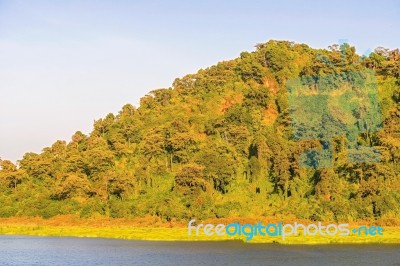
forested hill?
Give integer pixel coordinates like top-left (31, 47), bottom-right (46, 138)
top-left (1, 40), bottom-right (399, 223)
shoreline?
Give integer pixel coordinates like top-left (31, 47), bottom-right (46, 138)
top-left (0, 222), bottom-right (399, 244)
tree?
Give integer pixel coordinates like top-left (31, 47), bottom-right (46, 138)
top-left (174, 163), bottom-right (209, 195)
top-left (0, 160), bottom-right (24, 191)
top-left (195, 142), bottom-right (237, 193)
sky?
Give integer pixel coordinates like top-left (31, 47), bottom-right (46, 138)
top-left (0, 0), bottom-right (399, 163)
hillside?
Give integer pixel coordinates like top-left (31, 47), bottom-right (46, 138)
top-left (1, 40), bottom-right (399, 224)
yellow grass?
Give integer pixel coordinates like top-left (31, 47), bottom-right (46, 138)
top-left (0, 217), bottom-right (399, 244)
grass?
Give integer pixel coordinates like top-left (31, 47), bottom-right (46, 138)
top-left (0, 217), bottom-right (399, 244)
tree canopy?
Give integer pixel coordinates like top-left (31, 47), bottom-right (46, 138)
top-left (1, 40), bottom-right (399, 224)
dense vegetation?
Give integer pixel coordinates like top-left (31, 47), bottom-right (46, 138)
top-left (1, 40), bottom-right (399, 224)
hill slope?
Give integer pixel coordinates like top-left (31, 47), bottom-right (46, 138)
top-left (1, 40), bottom-right (399, 224)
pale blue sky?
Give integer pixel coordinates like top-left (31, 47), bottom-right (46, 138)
top-left (0, 0), bottom-right (399, 162)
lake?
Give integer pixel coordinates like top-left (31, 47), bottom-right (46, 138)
top-left (0, 236), bottom-right (399, 265)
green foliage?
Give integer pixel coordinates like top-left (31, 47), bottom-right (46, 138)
top-left (1, 40), bottom-right (400, 224)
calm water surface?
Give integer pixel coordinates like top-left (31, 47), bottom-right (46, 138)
top-left (0, 236), bottom-right (399, 266)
